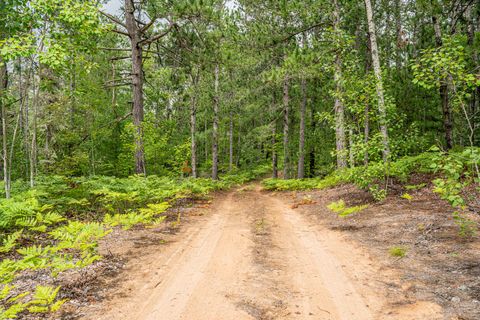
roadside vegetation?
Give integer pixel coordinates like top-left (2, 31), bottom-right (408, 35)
top-left (0, 165), bottom-right (268, 319)
top-left (263, 147), bottom-right (480, 235)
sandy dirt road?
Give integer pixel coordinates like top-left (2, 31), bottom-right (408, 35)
top-left (84, 185), bottom-right (443, 320)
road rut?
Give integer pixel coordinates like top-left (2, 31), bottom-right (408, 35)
top-left (84, 186), bottom-right (442, 320)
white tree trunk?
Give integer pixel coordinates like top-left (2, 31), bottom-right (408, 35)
top-left (229, 110), bottom-right (233, 171)
top-left (0, 60), bottom-right (10, 198)
top-left (212, 63), bottom-right (220, 180)
top-left (365, 0), bottom-right (390, 161)
top-left (333, 0), bottom-right (347, 169)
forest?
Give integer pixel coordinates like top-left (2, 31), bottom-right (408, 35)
top-left (1, 0), bottom-right (480, 319)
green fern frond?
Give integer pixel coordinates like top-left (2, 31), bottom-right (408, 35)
top-left (327, 200), bottom-right (346, 213)
top-left (0, 230), bottom-right (23, 253)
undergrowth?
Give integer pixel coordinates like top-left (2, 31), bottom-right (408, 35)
top-left (327, 200), bottom-right (368, 217)
top-left (263, 147), bottom-right (479, 233)
top-left (0, 164), bottom-right (269, 318)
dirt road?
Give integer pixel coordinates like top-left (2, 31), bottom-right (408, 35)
top-left (84, 186), bottom-right (443, 320)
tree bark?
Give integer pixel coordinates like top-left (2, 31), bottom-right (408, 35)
top-left (364, 103), bottom-right (370, 165)
top-left (333, 0), bottom-right (347, 169)
top-left (125, 0), bottom-right (146, 175)
top-left (467, 4), bottom-right (479, 145)
top-left (30, 69), bottom-right (39, 188)
top-left (190, 71), bottom-right (199, 178)
top-left (432, 15), bottom-right (453, 150)
top-left (298, 77), bottom-right (307, 179)
top-left (0, 60), bottom-right (10, 198)
top-left (365, 0), bottom-right (390, 161)
top-left (394, 0), bottom-right (403, 70)
top-left (271, 91), bottom-right (278, 178)
top-left (348, 127), bottom-right (355, 167)
top-left (282, 75), bottom-right (290, 179)
top-left (212, 63), bottom-right (220, 180)
top-left (229, 110), bottom-right (233, 171)
top-left (308, 95), bottom-right (316, 177)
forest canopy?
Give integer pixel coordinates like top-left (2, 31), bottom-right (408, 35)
top-left (0, 0), bottom-right (479, 188)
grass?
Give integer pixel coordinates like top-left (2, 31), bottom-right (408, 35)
top-left (389, 246), bottom-right (407, 258)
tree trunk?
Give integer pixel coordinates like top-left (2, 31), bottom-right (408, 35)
top-left (190, 72), bottom-right (199, 178)
top-left (23, 66), bottom-right (30, 180)
top-left (70, 62), bottom-right (76, 126)
top-left (229, 110), bottom-right (233, 171)
top-left (348, 128), bottom-right (354, 167)
top-left (308, 96), bottom-right (316, 177)
top-left (271, 92), bottom-right (278, 178)
top-left (282, 75), bottom-right (290, 179)
top-left (30, 70), bottom-right (39, 188)
top-left (0, 60), bottom-right (10, 198)
top-left (212, 63), bottom-right (220, 180)
top-left (202, 117), bottom-right (207, 166)
top-left (125, 0), bottom-right (146, 175)
top-left (236, 125), bottom-right (241, 167)
top-left (298, 77), bottom-right (307, 179)
top-left (333, 0), bottom-right (347, 169)
top-left (394, 0), bottom-right (403, 70)
top-left (365, 0), bottom-right (390, 161)
top-left (432, 15), bottom-right (453, 150)
top-left (364, 103), bottom-right (370, 165)
top-left (467, 5), bottom-right (479, 145)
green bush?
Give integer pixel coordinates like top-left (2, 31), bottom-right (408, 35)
top-left (262, 148), bottom-right (479, 204)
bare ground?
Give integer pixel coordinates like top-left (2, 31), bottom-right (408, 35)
top-left (67, 184), bottom-right (450, 320)
top-left (288, 182), bottom-right (480, 320)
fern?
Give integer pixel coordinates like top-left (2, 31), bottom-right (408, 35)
top-left (338, 205), bottom-right (369, 217)
top-left (0, 230), bottom-right (23, 253)
top-left (0, 259), bottom-right (17, 284)
top-left (17, 245), bottom-right (53, 270)
top-left (327, 200), bottom-right (368, 217)
top-left (139, 202), bottom-right (170, 215)
top-left (327, 200), bottom-right (346, 213)
top-left (0, 285), bottom-right (28, 319)
top-left (27, 285), bottom-right (65, 313)
top-left (0, 303), bottom-right (27, 320)
top-left (50, 221), bottom-right (111, 252)
top-left (41, 212), bottom-right (65, 225)
top-left (104, 212), bottom-right (150, 230)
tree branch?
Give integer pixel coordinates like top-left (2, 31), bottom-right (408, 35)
top-left (111, 28), bottom-right (130, 37)
top-left (140, 17), bottom-right (157, 33)
top-left (104, 82), bottom-right (133, 88)
top-left (139, 23), bottom-right (175, 46)
top-left (99, 47), bottom-right (131, 51)
top-left (106, 77), bottom-right (132, 84)
top-left (99, 10), bottom-right (127, 29)
top-left (268, 21), bottom-right (328, 48)
top-left (110, 56), bottom-right (131, 61)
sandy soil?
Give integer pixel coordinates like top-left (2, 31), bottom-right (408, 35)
top-left (78, 185), bottom-right (443, 320)
top-left (289, 182), bottom-right (480, 320)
